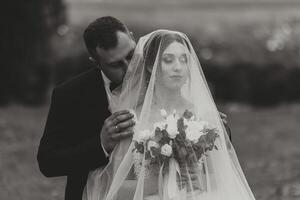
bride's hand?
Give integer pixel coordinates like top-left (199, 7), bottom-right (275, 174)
top-left (100, 110), bottom-right (136, 154)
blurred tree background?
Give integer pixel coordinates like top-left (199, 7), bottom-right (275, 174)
top-left (2, 0), bottom-right (300, 106)
top-left (0, 0), bottom-right (66, 105)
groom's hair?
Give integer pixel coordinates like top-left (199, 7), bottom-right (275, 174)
top-left (83, 16), bottom-right (128, 58)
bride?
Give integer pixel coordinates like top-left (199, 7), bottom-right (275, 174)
top-left (83, 30), bottom-right (256, 200)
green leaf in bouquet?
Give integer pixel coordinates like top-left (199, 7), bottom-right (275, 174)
top-left (183, 109), bottom-right (194, 120)
top-left (206, 144), bottom-right (214, 151)
top-left (154, 128), bottom-right (164, 144)
top-left (155, 127), bottom-right (162, 138)
top-left (134, 141), bottom-right (144, 154)
top-left (186, 152), bottom-right (198, 164)
top-left (174, 144), bottom-right (188, 160)
top-left (197, 135), bottom-right (207, 147)
top-left (177, 117), bottom-right (187, 133)
top-left (175, 130), bottom-right (186, 144)
top-left (205, 128), bottom-right (219, 144)
top-left (192, 143), bottom-right (205, 160)
top-left (150, 146), bottom-right (160, 157)
top-left (145, 150), bottom-right (151, 160)
top-left (160, 129), bottom-right (170, 145)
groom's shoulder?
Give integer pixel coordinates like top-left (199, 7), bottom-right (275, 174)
top-left (56, 67), bottom-right (102, 92)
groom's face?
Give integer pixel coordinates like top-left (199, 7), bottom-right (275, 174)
top-left (96, 31), bottom-right (136, 85)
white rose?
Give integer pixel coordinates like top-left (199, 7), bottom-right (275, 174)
top-left (134, 129), bottom-right (153, 142)
top-left (161, 144), bottom-right (172, 157)
top-left (165, 114), bottom-right (179, 139)
top-left (154, 122), bottom-right (166, 130)
top-left (147, 140), bottom-right (159, 151)
top-left (185, 121), bottom-right (208, 142)
top-left (160, 109), bottom-right (167, 118)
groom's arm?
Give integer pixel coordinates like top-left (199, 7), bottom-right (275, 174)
top-left (37, 88), bottom-right (108, 177)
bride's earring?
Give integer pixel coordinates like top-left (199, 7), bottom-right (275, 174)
top-left (89, 57), bottom-right (98, 65)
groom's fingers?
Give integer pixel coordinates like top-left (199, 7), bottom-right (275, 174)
top-left (219, 112), bottom-right (227, 119)
top-left (106, 110), bottom-right (133, 126)
top-left (116, 119), bottom-right (135, 130)
top-left (113, 113), bottom-right (134, 125)
top-left (107, 119), bottom-right (135, 134)
top-left (107, 110), bottom-right (129, 122)
top-left (111, 130), bottom-right (134, 140)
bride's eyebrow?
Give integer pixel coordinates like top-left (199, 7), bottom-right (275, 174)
top-left (163, 53), bottom-right (187, 57)
top-left (162, 53), bottom-right (174, 57)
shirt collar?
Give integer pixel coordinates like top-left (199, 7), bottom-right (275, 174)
top-left (100, 70), bottom-right (121, 93)
top-left (101, 70), bottom-right (111, 86)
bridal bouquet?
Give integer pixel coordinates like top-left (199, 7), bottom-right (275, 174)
top-left (132, 109), bottom-right (219, 187)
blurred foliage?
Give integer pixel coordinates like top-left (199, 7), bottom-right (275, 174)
top-left (2, 103), bottom-right (300, 199)
top-left (0, 0), bottom-right (66, 105)
top-left (2, 2), bottom-right (300, 107)
top-left (203, 62), bottom-right (300, 106)
top-left (54, 17), bottom-right (300, 107)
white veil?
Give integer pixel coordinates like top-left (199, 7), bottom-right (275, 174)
top-left (84, 30), bottom-right (256, 200)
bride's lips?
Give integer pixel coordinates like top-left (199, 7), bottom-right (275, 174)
top-left (170, 75), bottom-right (183, 80)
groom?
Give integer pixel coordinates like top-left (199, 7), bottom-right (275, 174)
top-left (37, 16), bottom-right (231, 200)
top-left (37, 16), bottom-right (137, 200)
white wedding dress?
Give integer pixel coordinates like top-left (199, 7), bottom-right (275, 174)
top-left (83, 30), bottom-right (256, 200)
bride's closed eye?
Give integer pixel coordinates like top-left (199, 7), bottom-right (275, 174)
top-left (162, 54), bottom-right (188, 64)
top-left (162, 54), bottom-right (175, 64)
top-left (179, 54), bottom-right (188, 64)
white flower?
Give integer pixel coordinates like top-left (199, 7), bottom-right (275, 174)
top-left (165, 114), bottom-right (179, 139)
top-left (134, 129), bottom-right (153, 142)
top-left (160, 109), bottom-right (167, 118)
top-left (161, 144), bottom-right (172, 157)
top-left (185, 121), bottom-right (209, 142)
top-left (147, 140), bottom-right (159, 151)
top-left (154, 122), bottom-right (166, 130)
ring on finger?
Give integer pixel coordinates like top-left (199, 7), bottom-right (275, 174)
top-left (115, 125), bottom-right (119, 132)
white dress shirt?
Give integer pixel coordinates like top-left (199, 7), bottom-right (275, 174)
top-left (100, 71), bottom-right (122, 112)
top-left (99, 70), bottom-right (122, 157)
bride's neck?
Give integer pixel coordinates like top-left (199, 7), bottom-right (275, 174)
top-left (154, 86), bottom-right (183, 112)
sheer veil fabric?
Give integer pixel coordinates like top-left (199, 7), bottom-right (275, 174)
top-left (83, 30), bottom-right (256, 200)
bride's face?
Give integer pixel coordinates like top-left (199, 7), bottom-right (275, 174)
top-left (159, 41), bottom-right (189, 90)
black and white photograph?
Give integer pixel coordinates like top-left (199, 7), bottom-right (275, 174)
top-left (1, 0), bottom-right (300, 200)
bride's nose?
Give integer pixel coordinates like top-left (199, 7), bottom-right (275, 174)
top-left (173, 58), bottom-right (182, 71)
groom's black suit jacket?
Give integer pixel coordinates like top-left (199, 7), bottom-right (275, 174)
top-left (37, 67), bottom-right (110, 200)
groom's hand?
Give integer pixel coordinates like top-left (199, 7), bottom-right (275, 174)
top-left (100, 110), bottom-right (135, 154)
top-left (219, 111), bottom-right (232, 141)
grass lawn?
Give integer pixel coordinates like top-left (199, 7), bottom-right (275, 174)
top-left (1, 103), bottom-right (300, 200)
